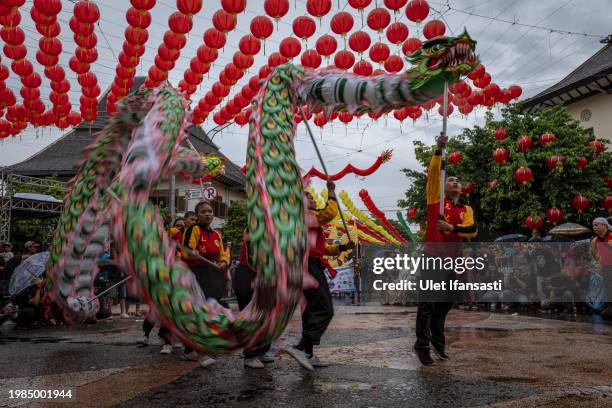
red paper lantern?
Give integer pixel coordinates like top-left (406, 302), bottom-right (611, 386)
top-left (164, 31), bottom-right (186, 50)
top-left (205, 92), bottom-right (220, 106)
top-left (524, 215), bottom-right (543, 235)
top-left (406, 106), bottom-right (422, 120)
top-left (212, 10), bottom-right (235, 33)
top-left (572, 195), bottom-right (589, 213)
top-left (369, 42), bottom-right (390, 63)
top-left (348, 0), bottom-right (372, 11)
top-left (539, 132), bottom-right (556, 147)
top-left (348, 31), bottom-right (371, 53)
top-left (293, 16), bottom-right (316, 40)
top-left (483, 83), bottom-right (500, 100)
top-left (213, 111), bottom-right (226, 126)
top-left (514, 166), bottom-right (533, 185)
top-left (423, 19), bottom-right (445, 39)
top-left (175, 0), bottom-right (201, 15)
top-left (508, 85), bottom-right (522, 99)
top-left (1, 27), bottom-right (25, 46)
top-left (264, 0), bottom-right (289, 21)
top-left (301, 49), bottom-right (322, 68)
top-left (12, 60), bottom-right (33, 77)
top-left (237, 35), bottom-right (260, 57)
top-left (268, 52), bottom-right (288, 67)
top-left (204, 28), bottom-right (226, 49)
top-left (545, 208), bottom-right (564, 224)
top-left (212, 83), bottom-right (230, 98)
top-left (250, 15), bottom-right (273, 39)
top-left (68, 57), bottom-right (88, 74)
top-left (69, 16), bottom-right (93, 35)
top-left (386, 22), bottom-right (408, 45)
top-left (459, 104), bottom-right (473, 115)
top-left (131, 0), bottom-right (156, 10)
top-left (22, 72), bottom-right (42, 88)
top-left (184, 69), bottom-right (202, 85)
top-left (517, 135), bottom-right (532, 151)
top-left (462, 182), bottom-right (474, 196)
top-left (4, 44), bottom-right (27, 61)
top-left (402, 37), bottom-right (422, 56)
top-left (307, 0), bottom-right (331, 19)
top-left (495, 127), bottom-right (507, 140)
top-left (467, 64), bottom-right (485, 80)
top-left (405, 0), bottom-right (429, 23)
top-left (448, 151), bottom-right (461, 164)
top-left (35, 51), bottom-right (56, 67)
top-left (249, 76), bottom-right (261, 92)
top-left (338, 112), bottom-right (353, 124)
top-left (123, 42), bottom-right (145, 58)
top-left (155, 55), bottom-right (174, 71)
top-left (367, 8), bottom-right (390, 32)
top-left (588, 140), bottom-right (605, 155)
top-left (546, 155), bottom-right (564, 170)
top-left (576, 157), bottom-right (588, 170)
top-left (234, 110), bottom-right (249, 126)
top-left (353, 60), bottom-right (373, 76)
top-left (33, 0), bottom-right (62, 16)
top-left (485, 180), bottom-right (497, 190)
top-left (224, 63), bottom-right (243, 81)
top-left (168, 11), bottom-right (193, 34)
top-left (334, 50), bottom-right (355, 69)
top-left (473, 72), bottom-right (491, 88)
top-left (316, 34), bottom-right (337, 57)
top-left (279, 37), bottom-right (301, 59)
top-left (126, 7), bottom-right (151, 28)
top-left (76, 47), bottom-right (98, 63)
top-left (259, 64), bottom-right (272, 79)
top-left (148, 66), bottom-right (167, 83)
top-left (384, 55), bottom-right (403, 73)
top-left (331, 12), bottom-right (354, 36)
top-left (75, 34), bottom-right (97, 49)
top-left (78, 72), bottom-right (97, 88)
top-left (492, 147), bottom-right (508, 164)
top-left (438, 103), bottom-right (453, 116)
top-left (20, 87), bottom-right (40, 101)
top-left (233, 52), bottom-right (253, 70)
top-left (602, 196), bottom-right (612, 212)
top-left (221, 0), bottom-right (245, 14)
top-left (74, 1), bottom-right (100, 24)
top-left (125, 27), bottom-right (149, 44)
top-left (39, 37), bottom-right (62, 56)
top-left (197, 45), bottom-right (218, 63)
top-left (385, 0), bottom-right (408, 12)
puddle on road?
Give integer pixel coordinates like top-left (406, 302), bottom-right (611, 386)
top-left (314, 379), bottom-right (380, 392)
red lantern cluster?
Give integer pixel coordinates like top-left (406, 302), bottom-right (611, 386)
top-left (588, 140), bottom-right (605, 155)
top-left (146, 0), bottom-right (201, 94)
top-left (107, 0), bottom-right (156, 116)
top-left (539, 132), bottom-right (556, 147)
top-left (495, 127), bottom-right (507, 141)
top-left (0, 2), bottom-right (41, 132)
top-left (69, 1), bottom-right (101, 123)
top-left (517, 135), bottom-right (532, 151)
top-left (546, 155), bottom-right (565, 170)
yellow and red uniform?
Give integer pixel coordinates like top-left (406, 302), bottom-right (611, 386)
top-left (425, 151), bottom-right (477, 243)
top-left (183, 224), bottom-right (230, 269)
top-left (309, 198), bottom-right (342, 277)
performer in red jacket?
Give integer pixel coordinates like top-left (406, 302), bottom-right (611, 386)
top-left (414, 134), bottom-right (477, 366)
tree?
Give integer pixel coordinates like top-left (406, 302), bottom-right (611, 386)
top-left (221, 200), bottom-right (248, 258)
top-left (398, 105), bottom-right (611, 238)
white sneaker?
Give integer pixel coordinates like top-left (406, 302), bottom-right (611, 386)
top-left (308, 355), bottom-right (330, 367)
top-left (142, 335), bottom-right (150, 345)
top-left (259, 352), bottom-right (276, 363)
top-left (160, 344), bottom-right (172, 355)
top-left (198, 356), bottom-right (216, 368)
top-left (284, 346), bottom-right (314, 372)
top-left (120, 313), bottom-right (129, 319)
top-left (244, 357), bottom-right (265, 369)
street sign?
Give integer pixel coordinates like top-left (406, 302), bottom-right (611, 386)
top-left (203, 186), bottom-right (217, 200)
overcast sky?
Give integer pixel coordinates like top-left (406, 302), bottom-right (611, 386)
top-left (1, 0), bottom-right (610, 217)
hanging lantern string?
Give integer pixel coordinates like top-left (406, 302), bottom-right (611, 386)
top-left (299, 106), bottom-right (353, 244)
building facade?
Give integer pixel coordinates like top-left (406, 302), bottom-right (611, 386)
top-left (521, 35), bottom-right (612, 144)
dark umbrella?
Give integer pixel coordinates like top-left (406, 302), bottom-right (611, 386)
top-left (8, 252), bottom-right (49, 297)
top-left (494, 234), bottom-right (528, 242)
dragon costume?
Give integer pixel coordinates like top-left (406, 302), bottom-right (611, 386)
top-left (46, 32), bottom-right (478, 353)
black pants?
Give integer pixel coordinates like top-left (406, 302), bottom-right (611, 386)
top-left (301, 257), bottom-right (334, 349)
top-left (184, 265), bottom-right (227, 354)
top-left (142, 318), bottom-right (171, 345)
top-left (415, 266), bottom-right (454, 351)
top-left (233, 263), bottom-right (270, 358)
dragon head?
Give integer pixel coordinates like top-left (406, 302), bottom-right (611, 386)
top-left (407, 29), bottom-right (479, 89)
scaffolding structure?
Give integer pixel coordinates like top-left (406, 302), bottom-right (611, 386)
top-left (0, 168), bottom-right (67, 246)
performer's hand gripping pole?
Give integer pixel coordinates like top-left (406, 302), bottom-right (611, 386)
top-left (299, 107), bottom-right (353, 245)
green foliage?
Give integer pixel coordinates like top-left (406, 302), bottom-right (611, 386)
top-left (221, 200), bottom-right (248, 259)
top-left (398, 105), bottom-right (611, 236)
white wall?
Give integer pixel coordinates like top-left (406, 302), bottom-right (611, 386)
top-left (566, 93), bottom-right (612, 144)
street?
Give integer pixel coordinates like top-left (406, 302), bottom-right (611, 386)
top-left (1, 303), bottom-right (611, 408)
